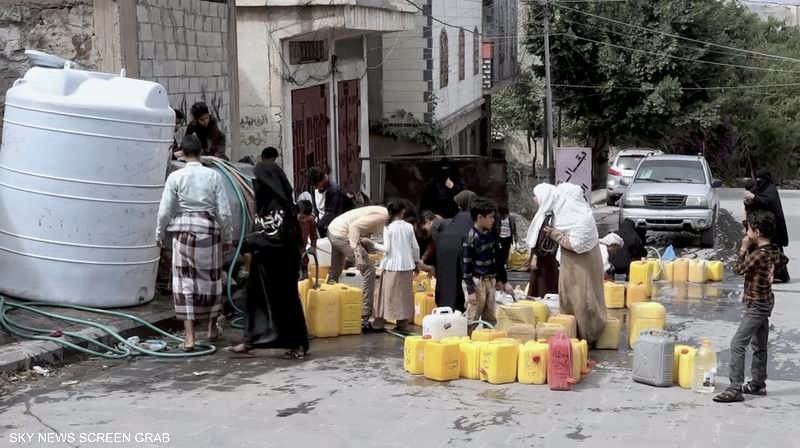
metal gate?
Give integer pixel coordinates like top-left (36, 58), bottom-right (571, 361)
top-left (337, 79), bottom-right (360, 195)
top-left (291, 84), bottom-right (329, 192)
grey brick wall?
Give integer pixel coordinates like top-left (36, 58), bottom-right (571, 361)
top-left (136, 0), bottom-right (231, 138)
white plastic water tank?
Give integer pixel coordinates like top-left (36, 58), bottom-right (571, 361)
top-left (0, 56), bottom-right (174, 307)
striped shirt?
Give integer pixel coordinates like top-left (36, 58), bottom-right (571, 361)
top-left (462, 227), bottom-right (502, 294)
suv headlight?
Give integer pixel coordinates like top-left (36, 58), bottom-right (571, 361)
top-left (623, 194), bottom-right (644, 207)
top-left (685, 195), bottom-right (709, 208)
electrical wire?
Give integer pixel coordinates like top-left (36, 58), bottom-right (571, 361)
top-left (556, 3), bottom-right (800, 64)
top-left (552, 82), bottom-right (800, 90)
top-left (558, 15), bottom-right (796, 64)
top-left (559, 32), bottom-right (800, 73)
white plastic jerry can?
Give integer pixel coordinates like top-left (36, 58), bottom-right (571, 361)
top-left (422, 307), bottom-right (468, 341)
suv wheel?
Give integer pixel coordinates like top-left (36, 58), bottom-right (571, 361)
top-left (606, 194), bottom-right (618, 206)
top-left (700, 227), bottom-right (715, 248)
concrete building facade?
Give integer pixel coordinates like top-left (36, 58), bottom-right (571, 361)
top-left (368, 0), bottom-right (486, 159)
top-left (0, 0), bottom-right (239, 152)
top-left (235, 0), bottom-right (418, 196)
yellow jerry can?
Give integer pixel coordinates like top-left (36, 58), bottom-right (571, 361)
top-left (515, 300), bottom-right (550, 324)
top-left (646, 258), bottom-right (662, 281)
top-left (629, 260), bottom-right (653, 287)
top-left (518, 340), bottom-right (548, 385)
top-left (603, 281), bottom-right (625, 309)
top-left (404, 336), bottom-right (427, 374)
top-left (689, 260), bottom-right (708, 283)
top-left (707, 260), bottom-right (724, 282)
top-left (413, 272), bottom-right (431, 293)
top-left (298, 279), bottom-right (311, 318)
top-left (536, 322), bottom-right (566, 341)
top-left (479, 340), bottom-right (519, 384)
top-left (442, 336), bottom-right (470, 344)
top-left (678, 346), bottom-right (697, 389)
top-left (628, 302), bottom-right (666, 348)
top-left (547, 314), bottom-right (577, 339)
top-left (413, 292), bottom-right (436, 326)
top-left (423, 340), bottom-right (461, 381)
top-left (596, 317), bottom-right (621, 350)
top-left (497, 303), bottom-right (537, 326)
top-left (673, 258), bottom-right (690, 283)
top-left (307, 263), bottom-right (330, 283)
top-left (673, 344), bottom-right (692, 384)
top-left (661, 261), bottom-right (674, 282)
top-left (458, 340), bottom-right (486, 380)
top-left (570, 338), bottom-right (589, 383)
top-left (626, 282), bottom-right (650, 308)
top-left (506, 324), bottom-right (537, 344)
top-left (471, 328), bottom-right (507, 342)
top-left (338, 286), bottom-right (362, 335)
top-left (307, 285), bottom-right (340, 338)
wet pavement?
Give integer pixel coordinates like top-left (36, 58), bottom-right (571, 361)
top-left (2, 188), bottom-right (800, 447)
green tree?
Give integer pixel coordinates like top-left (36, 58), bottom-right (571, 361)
top-left (491, 71), bottom-right (544, 167)
top-left (524, 0), bottom-right (767, 179)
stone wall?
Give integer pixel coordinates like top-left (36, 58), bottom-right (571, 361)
top-left (0, 0), bottom-right (99, 136)
top-left (135, 0), bottom-right (231, 137)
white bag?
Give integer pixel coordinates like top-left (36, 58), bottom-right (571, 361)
top-left (542, 293), bottom-right (561, 316)
top-left (422, 307), bottom-right (468, 341)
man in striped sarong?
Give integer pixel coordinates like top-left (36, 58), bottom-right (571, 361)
top-left (156, 134), bottom-right (232, 351)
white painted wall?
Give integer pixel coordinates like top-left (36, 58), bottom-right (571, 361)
top-left (379, 13), bottom-right (428, 119)
top-left (431, 0), bottom-right (483, 121)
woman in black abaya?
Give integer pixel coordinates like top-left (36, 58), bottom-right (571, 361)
top-left (228, 159), bottom-right (309, 359)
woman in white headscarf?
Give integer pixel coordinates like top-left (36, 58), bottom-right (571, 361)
top-left (543, 183), bottom-right (607, 344)
top-left (599, 233), bottom-right (624, 279)
top-left (525, 184), bottom-right (559, 298)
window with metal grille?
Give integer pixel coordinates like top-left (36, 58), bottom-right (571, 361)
top-left (440, 29), bottom-right (449, 88)
top-left (289, 41), bottom-right (328, 65)
top-left (473, 27), bottom-right (480, 75)
top-left (458, 29), bottom-right (465, 81)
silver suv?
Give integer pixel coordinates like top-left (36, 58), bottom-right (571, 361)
top-left (620, 154), bottom-right (721, 247)
top-left (606, 148), bottom-right (661, 205)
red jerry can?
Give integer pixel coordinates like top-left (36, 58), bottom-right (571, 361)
top-left (547, 332), bottom-right (575, 391)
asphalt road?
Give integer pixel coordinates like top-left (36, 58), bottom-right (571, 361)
top-left (2, 188), bottom-right (800, 447)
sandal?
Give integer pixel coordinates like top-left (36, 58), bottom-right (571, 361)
top-left (742, 382), bottom-right (767, 396)
top-left (713, 388), bottom-right (744, 403)
top-left (284, 349), bottom-right (307, 360)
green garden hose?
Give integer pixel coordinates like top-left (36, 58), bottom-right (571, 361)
top-left (0, 297), bottom-right (215, 358)
top-left (207, 159), bottom-right (251, 330)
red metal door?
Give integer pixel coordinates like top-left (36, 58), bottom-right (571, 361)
top-left (337, 79), bottom-right (360, 195)
top-left (291, 84), bottom-right (329, 192)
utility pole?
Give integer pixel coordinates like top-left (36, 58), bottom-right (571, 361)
top-left (541, 0), bottom-right (556, 183)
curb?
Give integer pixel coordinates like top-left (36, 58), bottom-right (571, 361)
top-left (0, 306), bottom-right (176, 374)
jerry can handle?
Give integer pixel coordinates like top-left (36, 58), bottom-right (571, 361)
top-left (431, 307), bottom-right (453, 315)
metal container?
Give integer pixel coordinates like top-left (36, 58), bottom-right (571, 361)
top-left (632, 330), bottom-right (675, 387)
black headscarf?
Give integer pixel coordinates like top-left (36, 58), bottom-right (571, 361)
top-left (747, 168), bottom-right (789, 247)
top-left (253, 161), bottom-right (301, 248)
top-left (610, 219), bottom-right (647, 276)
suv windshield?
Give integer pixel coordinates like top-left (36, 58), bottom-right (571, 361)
top-left (617, 155), bottom-right (644, 171)
top-left (635, 160), bottom-right (707, 184)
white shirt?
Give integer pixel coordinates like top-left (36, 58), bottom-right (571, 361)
top-left (328, 206), bottom-right (389, 249)
top-left (375, 220), bottom-right (420, 272)
top-left (315, 188), bottom-right (326, 220)
top-left (156, 161), bottom-right (233, 243)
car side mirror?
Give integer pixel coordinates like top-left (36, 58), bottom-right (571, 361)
top-left (712, 179), bottom-right (722, 188)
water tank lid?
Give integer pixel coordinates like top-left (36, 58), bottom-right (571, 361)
top-left (6, 54), bottom-right (173, 125)
top-left (25, 50), bottom-right (78, 69)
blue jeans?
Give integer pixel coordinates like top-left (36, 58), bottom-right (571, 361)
top-left (728, 300), bottom-right (773, 389)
